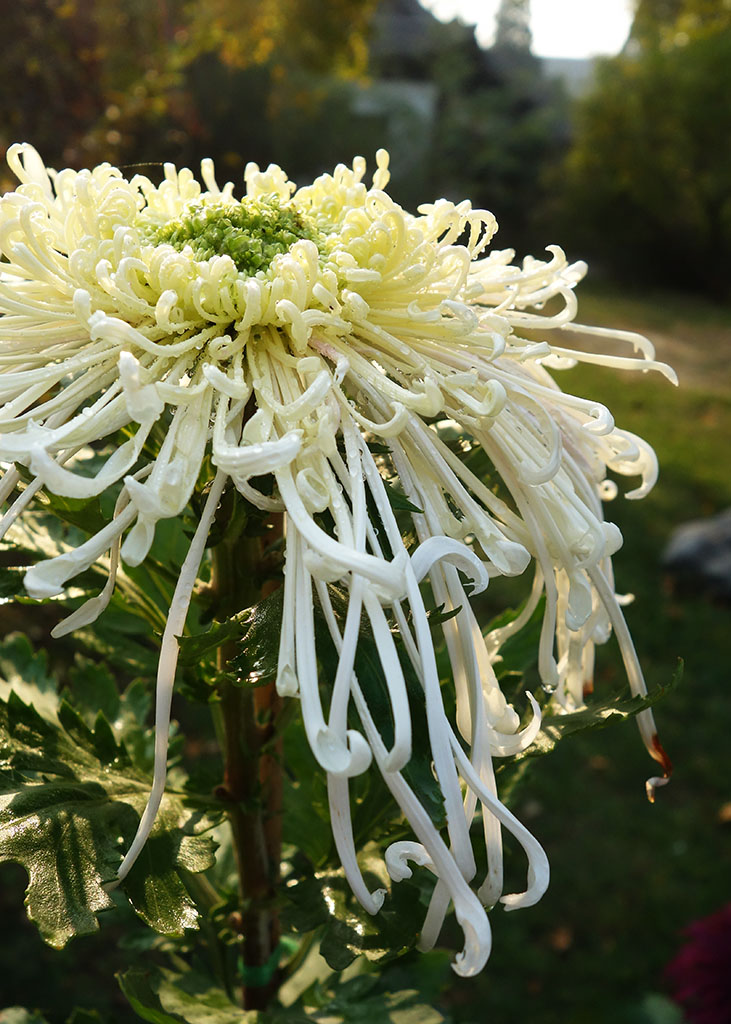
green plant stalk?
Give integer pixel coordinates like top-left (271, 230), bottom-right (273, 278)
top-left (182, 869), bottom-right (234, 998)
top-left (212, 526), bottom-right (284, 1012)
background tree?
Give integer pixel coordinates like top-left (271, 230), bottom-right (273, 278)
top-left (428, 0), bottom-right (567, 257)
top-left (0, 0), bottom-right (379, 186)
top-left (561, 0), bottom-right (731, 297)
top-left (633, 0), bottom-right (731, 45)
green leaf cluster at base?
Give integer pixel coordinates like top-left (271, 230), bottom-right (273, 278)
top-left (0, 634), bottom-right (219, 948)
top-left (118, 963), bottom-right (446, 1024)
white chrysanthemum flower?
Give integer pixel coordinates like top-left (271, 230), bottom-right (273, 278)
top-left (0, 144), bottom-right (675, 976)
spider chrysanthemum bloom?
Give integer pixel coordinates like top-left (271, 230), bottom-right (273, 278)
top-left (0, 145), bottom-right (675, 975)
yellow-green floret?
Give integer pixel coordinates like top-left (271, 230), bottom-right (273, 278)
top-left (144, 195), bottom-right (325, 275)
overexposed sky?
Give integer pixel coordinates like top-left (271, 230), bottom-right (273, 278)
top-left (419, 0), bottom-right (635, 58)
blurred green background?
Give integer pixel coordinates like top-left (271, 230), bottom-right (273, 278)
top-left (1, 1), bottom-right (730, 1021)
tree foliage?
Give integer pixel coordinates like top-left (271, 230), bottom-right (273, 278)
top-left (562, 2), bottom-right (731, 295)
top-left (0, 0), bottom-right (379, 183)
top-left (633, 0), bottom-right (731, 46)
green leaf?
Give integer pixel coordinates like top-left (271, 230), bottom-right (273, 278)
top-left (73, 606), bottom-right (160, 679)
top-left (37, 491), bottom-right (109, 538)
top-left (66, 657), bottom-right (122, 726)
top-left (0, 565), bottom-right (31, 600)
top-left (2, 493), bottom-right (180, 645)
top-left (383, 482), bottom-right (423, 515)
top-left (231, 589), bottom-right (284, 687)
top-left (3, 504), bottom-right (82, 561)
top-left (0, 1011), bottom-right (51, 1024)
top-left (310, 975), bottom-right (445, 1024)
top-left (176, 618), bottom-right (242, 669)
top-left (0, 633), bottom-right (59, 722)
top-left (522, 660), bottom-right (684, 760)
top-left (282, 718), bottom-right (333, 867)
top-left (283, 850), bottom-right (425, 972)
top-left (122, 811), bottom-right (216, 935)
top-left (118, 966), bottom-right (258, 1024)
top-left (177, 589), bottom-right (284, 691)
top-left (486, 597), bottom-right (545, 682)
top-left (118, 963), bottom-right (445, 1024)
top-left (64, 659), bottom-right (155, 774)
top-left (630, 993), bottom-right (684, 1024)
top-left (117, 967), bottom-right (184, 1024)
top-left (0, 636), bottom-right (219, 947)
top-left (65, 1012), bottom-right (106, 1024)
top-left (427, 603), bottom-right (462, 627)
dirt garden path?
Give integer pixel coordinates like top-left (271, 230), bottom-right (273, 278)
top-left (572, 286), bottom-right (731, 396)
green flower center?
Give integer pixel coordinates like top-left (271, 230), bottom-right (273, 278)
top-left (144, 196), bottom-right (324, 275)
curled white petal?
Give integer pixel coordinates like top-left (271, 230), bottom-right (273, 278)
top-left (385, 841), bottom-right (435, 882)
top-left (411, 536), bottom-right (489, 595)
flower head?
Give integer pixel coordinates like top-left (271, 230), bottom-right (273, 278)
top-left (0, 144), bottom-right (675, 975)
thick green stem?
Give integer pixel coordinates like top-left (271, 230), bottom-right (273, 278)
top-left (212, 525), bottom-right (283, 1011)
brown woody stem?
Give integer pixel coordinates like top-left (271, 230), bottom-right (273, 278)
top-left (212, 521), bottom-right (283, 1011)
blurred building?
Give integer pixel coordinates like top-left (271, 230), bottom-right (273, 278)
top-left (541, 57), bottom-right (595, 97)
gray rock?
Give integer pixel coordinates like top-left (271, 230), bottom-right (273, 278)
top-left (663, 507), bottom-right (731, 599)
